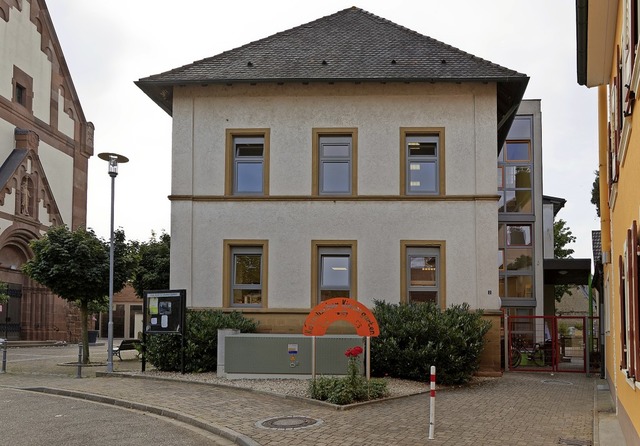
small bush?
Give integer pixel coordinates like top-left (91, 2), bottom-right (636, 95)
top-left (309, 345), bottom-right (389, 405)
top-left (145, 309), bottom-right (258, 372)
top-left (371, 301), bottom-right (491, 385)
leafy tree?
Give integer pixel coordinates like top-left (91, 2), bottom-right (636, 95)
top-left (591, 170), bottom-right (600, 218)
top-left (131, 232), bottom-right (170, 298)
top-left (554, 219), bottom-right (577, 302)
top-left (22, 226), bottom-right (135, 363)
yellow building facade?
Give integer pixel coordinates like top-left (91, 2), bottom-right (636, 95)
top-left (577, 1), bottom-right (640, 443)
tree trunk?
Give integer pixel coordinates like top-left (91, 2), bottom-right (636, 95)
top-left (80, 301), bottom-right (90, 364)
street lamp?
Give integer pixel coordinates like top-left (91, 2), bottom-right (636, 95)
top-left (97, 152), bottom-right (129, 373)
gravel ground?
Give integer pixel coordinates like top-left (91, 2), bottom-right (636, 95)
top-left (128, 370), bottom-right (494, 400)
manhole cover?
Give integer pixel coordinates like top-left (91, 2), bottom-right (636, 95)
top-left (256, 416), bottom-right (323, 430)
top-left (542, 379), bottom-right (574, 386)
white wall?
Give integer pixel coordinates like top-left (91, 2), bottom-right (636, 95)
top-left (170, 82), bottom-right (500, 311)
top-left (38, 140), bottom-right (74, 225)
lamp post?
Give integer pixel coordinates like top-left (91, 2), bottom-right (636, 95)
top-left (98, 152), bottom-right (129, 373)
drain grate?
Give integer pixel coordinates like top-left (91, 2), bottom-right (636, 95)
top-left (257, 416), bottom-right (323, 430)
top-left (558, 438), bottom-right (591, 446)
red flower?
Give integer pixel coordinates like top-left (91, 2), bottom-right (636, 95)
top-left (344, 346), bottom-right (364, 358)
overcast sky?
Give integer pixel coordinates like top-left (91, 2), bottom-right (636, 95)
top-left (45, 0), bottom-right (599, 260)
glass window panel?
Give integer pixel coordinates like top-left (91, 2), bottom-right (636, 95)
top-left (409, 161), bottom-right (437, 193)
top-left (409, 291), bottom-right (437, 303)
top-left (320, 289), bottom-right (350, 301)
top-left (505, 248), bottom-right (533, 271)
top-left (498, 191), bottom-right (505, 213)
top-left (504, 190), bottom-right (516, 211)
top-left (322, 143), bottom-right (350, 158)
top-left (408, 141), bottom-right (437, 157)
top-left (236, 144), bottom-right (263, 157)
top-left (236, 162), bottom-right (263, 193)
top-left (506, 275), bottom-right (533, 298)
top-left (498, 250), bottom-right (504, 270)
top-left (321, 256), bottom-right (349, 287)
top-left (506, 142), bottom-right (530, 161)
top-left (507, 225), bottom-right (532, 246)
top-left (497, 167), bottom-right (503, 189)
top-left (321, 162), bottom-right (350, 193)
top-left (514, 190), bottom-right (532, 212)
top-left (410, 255), bottom-right (437, 286)
top-left (498, 224), bottom-right (505, 248)
top-left (514, 166), bottom-right (531, 188)
top-left (504, 166), bottom-right (531, 189)
top-left (498, 144), bottom-right (504, 162)
top-left (507, 117), bottom-right (532, 139)
top-left (233, 289), bottom-right (262, 305)
top-left (499, 277), bottom-right (505, 298)
top-left (234, 254), bottom-right (261, 284)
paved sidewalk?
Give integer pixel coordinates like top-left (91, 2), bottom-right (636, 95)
top-left (0, 344), bottom-right (616, 445)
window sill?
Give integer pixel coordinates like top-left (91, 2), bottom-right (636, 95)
top-left (620, 368), bottom-right (637, 389)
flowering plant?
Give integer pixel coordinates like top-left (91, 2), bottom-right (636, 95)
top-left (345, 346), bottom-right (363, 358)
top-left (309, 343), bottom-right (388, 404)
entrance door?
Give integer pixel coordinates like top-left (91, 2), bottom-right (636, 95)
top-left (0, 284), bottom-right (22, 340)
top-left (508, 315), bottom-right (599, 373)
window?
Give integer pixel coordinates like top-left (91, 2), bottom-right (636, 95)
top-left (498, 224), bottom-right (534, 302)
top-left (12, 66), bottom-right (33, 112)
top-left (225, 129), bottom-right (270, 195)
top-left (620, 221), bottom-right (640, 379)
top-left (311, 241), bottom-right (357, 305)
top-left (312, 129), bottom-right (357, 195)
top-left (498, 140), bottom-right (532, 213)
top-left (15, 84), bottom-right (26, 106)
top-left (223, 240), bottom-right (268, 308)
top-left (401, 241), bottom-right (446, 307)
top-left (401, 128), bottom-right (445, 196)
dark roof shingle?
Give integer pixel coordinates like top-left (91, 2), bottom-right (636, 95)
top-left (137, 7), bottom-right (528, 146)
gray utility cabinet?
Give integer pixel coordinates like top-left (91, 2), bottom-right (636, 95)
top-left (224, 334), bottom-right (364, 377)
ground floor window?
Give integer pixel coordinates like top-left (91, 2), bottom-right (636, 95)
top-left (400, 241), bottom-right (445, 307)
top-left (223, 240), bottom-right (268, 308)
top-left (311, 241), bottom-right (357, 305)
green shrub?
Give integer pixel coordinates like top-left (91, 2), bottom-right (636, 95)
top-left (145, 309), bottom-right (258, 372)
top-left (371, 301), bottom-right (491, 385)
top-left (309, 345), bottom-right (389, 405)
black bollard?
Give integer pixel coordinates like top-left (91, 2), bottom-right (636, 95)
top-left (0, 338), bottom-right (6, 373)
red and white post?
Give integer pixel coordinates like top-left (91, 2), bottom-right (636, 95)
top-left (428, 365), bottom-right (436, 440)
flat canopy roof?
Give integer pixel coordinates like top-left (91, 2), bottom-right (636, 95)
top-left (543, 258), bottom-right (591, 286)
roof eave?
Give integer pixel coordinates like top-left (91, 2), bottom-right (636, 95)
top-left (136, 75), bottom-right (529, 117)
top-left (576, 0), bottom-right (617, 87)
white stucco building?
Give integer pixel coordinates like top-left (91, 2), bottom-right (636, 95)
top-left (0, 0), bottom-right (93, 340)
top-left (137, 7), bottom-right (529, 332)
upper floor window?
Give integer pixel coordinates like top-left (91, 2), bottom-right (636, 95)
top-left (12, 66), bottom-right (33, 112)
top-left (225, 129), bottom-right (270, 196)
top-left (312, 129), bottom-right (357, 196)
top-left (401, 128), bottom-right (445, 196)
top-left (498, 140), bottom-right (532, 214)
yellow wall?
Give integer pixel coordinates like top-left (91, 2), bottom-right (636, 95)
top-left (599, 2), bottom-right (640, 439)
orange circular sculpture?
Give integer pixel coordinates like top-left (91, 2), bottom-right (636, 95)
top-left (303, 297), bottom-right (380, 337)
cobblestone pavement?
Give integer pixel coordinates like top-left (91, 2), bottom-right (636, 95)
top-left (0, 344), bottom-right (597, 445)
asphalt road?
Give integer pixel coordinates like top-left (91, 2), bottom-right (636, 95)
top-left (0, 387), bottom-right (235, 446)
